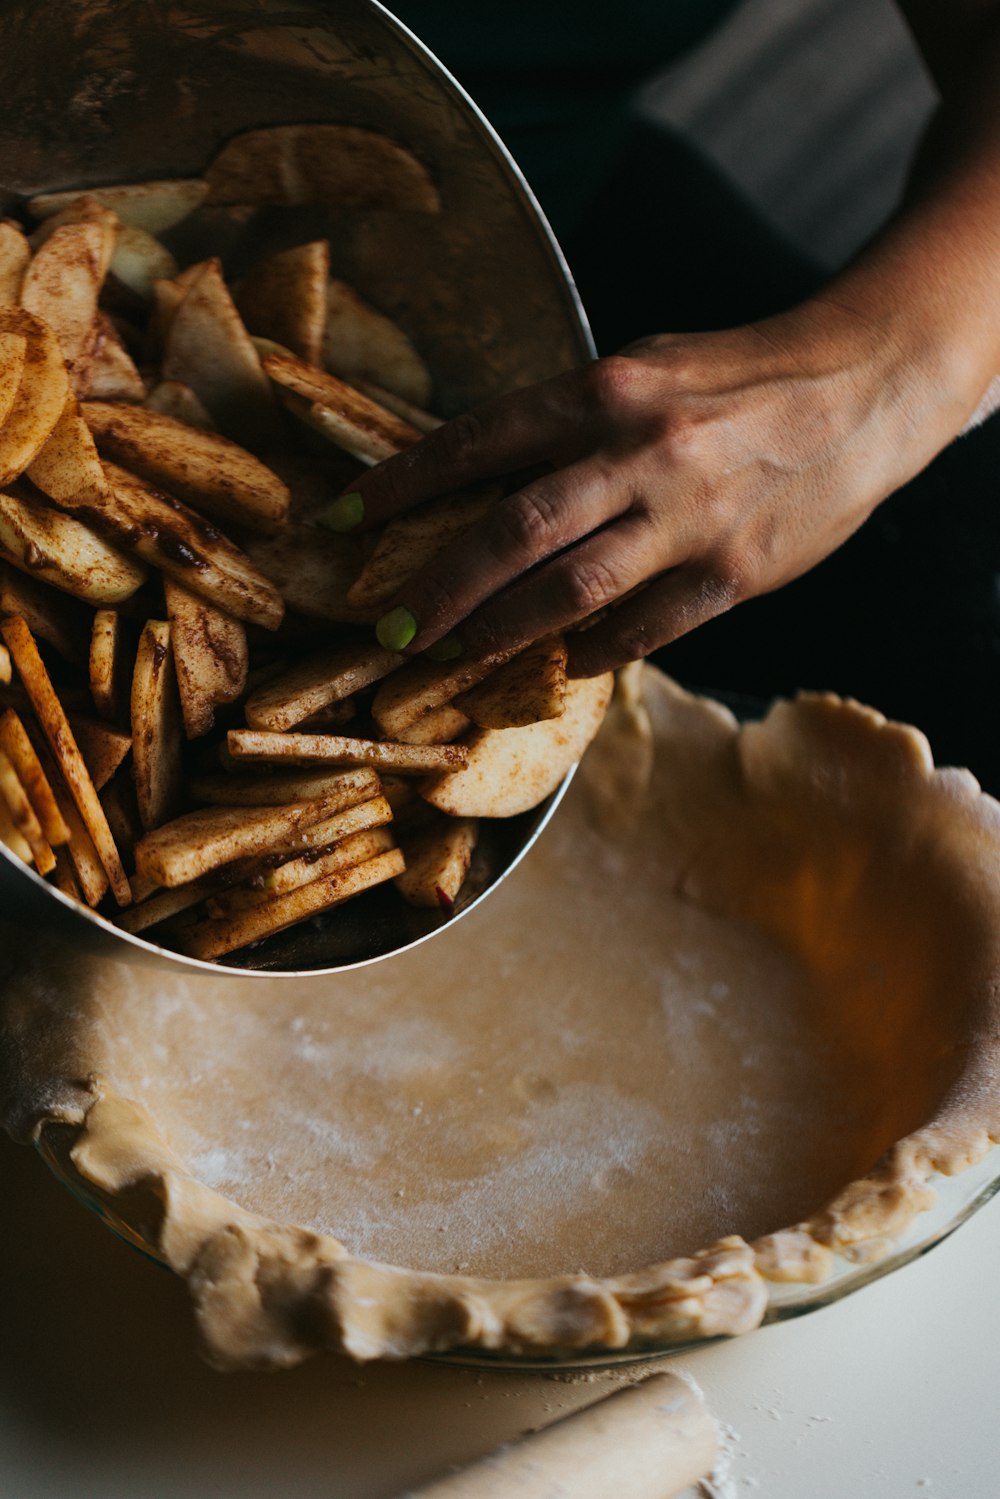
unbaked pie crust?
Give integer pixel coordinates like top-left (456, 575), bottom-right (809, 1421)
top-left (3, 667), bottom-right (999, 1367)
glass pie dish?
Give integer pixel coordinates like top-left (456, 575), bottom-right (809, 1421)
top-left (5, 667), bottom-right (1000, 1370)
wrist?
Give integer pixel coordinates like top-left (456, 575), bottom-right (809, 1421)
top-left (810, 208), bottom-right (1000, 435)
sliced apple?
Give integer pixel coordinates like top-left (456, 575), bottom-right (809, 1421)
top-left (28, 179), bottom-right (209, 234)
top-left (164, 578), bottom-right (248, 739)
top-left (82, 399), bottom-right (290, 533)
top-left (371, 651), bottom-right (512, 739)
top-left (131, 619), bottom-right (184, 832)
top-left (162, 258), bottom-right (278, 444)
top-left (351, 377), bottom-right (441, 434)
top-left (135, 789), bottom-right (370, 888)
top-left (27, 394), bottom-right (109, 508)
top-left (0, 308), bottom-right (71, 482)
top-left (244, 641), bottom-right (400, 733)
top-left (394, 704), bottom-right (470, 745)
top-left (454, 637), bottom-right (569, 730)
top-left (261, 346), bottom-right (420, 463)
top-left (88, 609), bottom-right (129, 720)
top-left (0, 487), bottom-right (147, 606)
top-left (188, 765), bottom-right (380, 807)
top-left (346, 485), bottom-right (499, 611)
top-left (0, 707), bottom-right (72, 846)
top-left (68, 714), bottom-right (132, 791)
top-left (207, 823), bottom-right (395, 918)
top-left (0, 562), bottom-right (90, 665)
top-left (88, 462), bottom-right (284, 630)
top-left (0, 331), bottom-right (27, 430)
top-left (0, 748), bottom-right (55, 873)
top-left (145, 380), bottom-right (215, 429)
top-left (421, 673), bottom-right (614, 818)
top-left (110, 224), bottom-right (178, 301)
top-left (227, 728), bottom-right (468, 776)
top-left (178, 847), bottom-right (406, 961)
top-left (236, 241), bottom-right (329, 366)
top-left (243, 520), bottom-right (372, 624)
top-left (324, 278), bottom-right (432, 407)
top-left (0, 222), bottom-right (30, 305)
top-left (20, 221), bottom-right (110, 392)
top-left (205, 124), bottom-right (440, 212)
top-left (27, 195), bottom-right (118, 278)
top-left (394, 814), bottom-right (478, 910)
top-left (82, 313), bottom-right (145, 401)
top-left (2, 614), bottom-right (130, 903)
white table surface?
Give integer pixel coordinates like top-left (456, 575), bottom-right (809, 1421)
top-left (2, 1126), bottom-right (998, 1499)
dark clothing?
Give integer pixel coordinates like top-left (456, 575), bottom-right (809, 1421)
top-left (396, 0), bottom-right (742, 240)
top-left (399, 4), bottom-right (1000, 791)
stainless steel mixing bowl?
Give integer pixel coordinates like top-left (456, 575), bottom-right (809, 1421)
top-left (0, 0), bottom-right (594, 977)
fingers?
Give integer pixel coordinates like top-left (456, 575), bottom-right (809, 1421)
top-left (566, 568), bottom-right (738, 678)
top-left (456, 512), bottom-right (665, 660)
top-left (339, 373), bottom-right (582, 532)
top-left (376, 463), bottom-right (633, 654)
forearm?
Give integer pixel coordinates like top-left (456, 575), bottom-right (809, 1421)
top-left (811, 6), bottom-right (1000, 434)
top-left (341, 7), bottom-right (1000, 673)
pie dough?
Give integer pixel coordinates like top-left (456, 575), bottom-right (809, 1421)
top-left (3, 667), bottom-right (1000, 1367)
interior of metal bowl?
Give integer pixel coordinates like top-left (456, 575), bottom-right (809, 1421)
top-left (0, 0), bottom-right (594, 976)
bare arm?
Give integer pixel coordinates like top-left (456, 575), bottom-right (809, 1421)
top-left (340, 4), bottom-right (1000, 675)
top-left (825, 1), bottom-right (1000, 417)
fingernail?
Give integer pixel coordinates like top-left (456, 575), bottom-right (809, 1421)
top-left (425, 632), bottom-right (463, 662)
top-left (376, 606), bottom-right (418, 651)
top-left (322, 492), bottom-right (364, 533)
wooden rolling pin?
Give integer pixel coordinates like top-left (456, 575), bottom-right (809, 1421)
top-left (405, 1371), bottom-right (717, 1498)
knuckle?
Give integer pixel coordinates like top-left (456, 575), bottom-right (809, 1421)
top-left (434, 408), bottom-right (485, 470)
top-left (488, 488), bottom-right (560, 560)
top-left (655, 344), bottom-right (700, 391)
top-left (558, 556), bottom-right (622, 617)
top-left (656, 404), bottom-right (713, 465)
top-left (608, 617), bottom-right (657, 662)
top-left (376, 452), bottom-right (413, 512)
top-left (414, 569), bottom-right (466, 628)
top-left (462, 608), bottom-right (507, 659)
top-left (585, 354), bottom-right (642, 415)
top-left (697, 555), bottom-right (747, 615)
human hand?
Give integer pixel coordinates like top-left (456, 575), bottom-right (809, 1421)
top-left (336, 297), bottom-right (972, 676)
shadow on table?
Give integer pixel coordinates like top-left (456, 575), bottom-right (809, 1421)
top-left (0, 1134), bottom-right (622, 1499)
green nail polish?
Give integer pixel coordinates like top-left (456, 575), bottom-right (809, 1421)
top-left (376, 606), bottom-right (418, 651)
top-left (322, 492), bottom-right (364, 533)
top-left (425, 632), bottom-right (463, 662)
